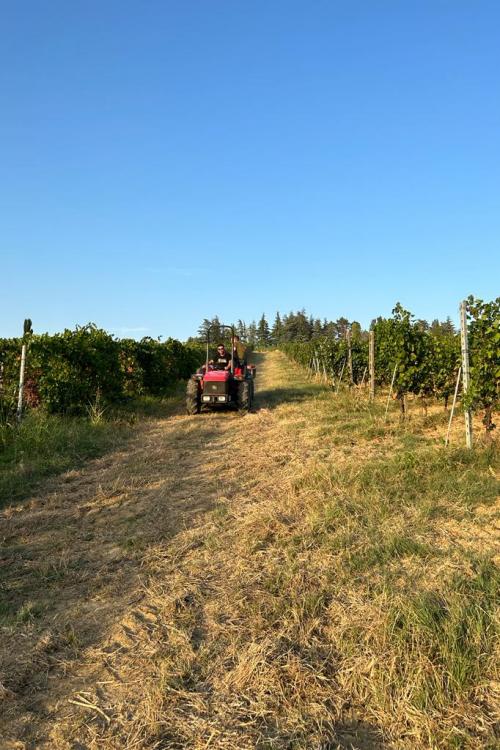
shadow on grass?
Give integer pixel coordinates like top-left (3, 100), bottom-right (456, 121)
top-left (254, 383), bottom-right (327, 410)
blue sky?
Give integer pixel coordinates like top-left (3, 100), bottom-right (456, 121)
top-left (1, 1), bottom-right (499, 339)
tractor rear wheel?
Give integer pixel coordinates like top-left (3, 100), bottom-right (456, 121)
top-left (186, 379), bottom-right (201, 414)
top-left (237, 380), bottom-right (251, 412)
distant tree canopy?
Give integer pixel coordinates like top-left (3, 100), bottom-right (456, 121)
top-left (191, 310), bottom-right (457, 348)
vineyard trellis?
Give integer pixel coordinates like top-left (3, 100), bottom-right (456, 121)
top-left (281, 296), bottom-right (500, 446)
top-left (0, 324), bottom-right (203, 419)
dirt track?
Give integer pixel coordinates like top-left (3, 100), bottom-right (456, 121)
top-left (1, 352), bottom-right (498, 750)
top-left (0, 353), bottom-right (333, 749)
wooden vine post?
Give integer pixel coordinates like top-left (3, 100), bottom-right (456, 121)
top-left (369, 330), bottom-right (375, 401)
top-left (384, 364), bottom-right (398, 422)
top-left (346, 328), bottom-right (354, 385)
top-left (445, 366), bottom-right (462, 447)
top-left (17, 318), bottom-right (33, 423)
top-left (460, 301), bottom-right (473, 449)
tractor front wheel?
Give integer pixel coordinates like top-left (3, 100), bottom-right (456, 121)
top-left (186, 378), bottom-right (201, 415)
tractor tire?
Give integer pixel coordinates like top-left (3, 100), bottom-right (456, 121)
top-left (186, 379), bottom-right (201, 415)
top-left (237, 380), bottom-right (251, 413)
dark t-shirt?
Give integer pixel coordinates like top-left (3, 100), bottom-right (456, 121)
top-left (212, 349), bottom-right (232, 370)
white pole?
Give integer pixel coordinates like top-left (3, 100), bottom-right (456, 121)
top-left (322, 358), bottom-right (328, 382)
top-left (384, 365), bottom-right (398, 422)
top-left (360, 366), bottom-right (367, 387)
top-left (336, 360), bottom-right (346, 393)
top-left (369, 330), bottom-right (375, 401)
top-left (346, 329), bottom-right (354, 384)
top-left (445, 367), bottom-right (462, 447)
top-left (16, 343), bottom-right (27, 423)
top-left (460, 301), bottom-right (473, 449)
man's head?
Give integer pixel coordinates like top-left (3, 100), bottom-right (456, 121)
top-left (217, 343), bottom-right (227, 355)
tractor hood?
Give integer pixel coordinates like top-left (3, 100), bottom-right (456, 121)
top-left (204, 370), bottom-right (230, 382)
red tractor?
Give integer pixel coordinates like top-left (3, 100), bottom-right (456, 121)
top-left (186, 325), bottom-right (256, 414)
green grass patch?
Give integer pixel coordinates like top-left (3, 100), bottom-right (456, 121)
top-left (0, 411), bottom-right (129, 506)
top-left (388, 558), bottom-right (499, 709)
top-left (347, 534), bottom-right (436, 575)
top-left (0, 389), bottom-right (186, 506)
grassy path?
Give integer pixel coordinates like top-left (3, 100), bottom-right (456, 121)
top-left (1, 352), bottom-right (498, 749)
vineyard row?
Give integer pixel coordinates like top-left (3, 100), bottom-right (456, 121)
top-left (280, 297), bottom-right (500, 435)
top-left (0, 325), bottom-right (203, 417)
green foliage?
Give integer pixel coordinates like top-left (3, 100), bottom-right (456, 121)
top-left (465, 296), bottom-right (500, 431)
top-left (281, 333), bottom-right (369, 384)
top-left (257, 314), bottom-right (271, 347)
top-left (280, 297), bottom-right (498, 429)
top-left (370, 303), bottom-right (462, 406)
top-left (0, 325), bottom-right (201, 417)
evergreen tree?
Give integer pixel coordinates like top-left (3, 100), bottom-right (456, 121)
top-left (334, 317), bottom-right (350, 339)
top-left (271, 312), bottom-right (283, 345)
top-left (312, 318), bottom-right (323, 338)
top-left (237, 319), bottom-right (247, 339)
top-left (198, 318), bottom-right (212, 342)
top-left (198, 317), bottom-right (223, 344)
top-left (323, 319), bottom-right (337, 338)
top-left (210, 316), bottom-right (222, 343)
top-left (416, 319), bottom-right (430, 332)
top-left (257, 314), bottom-right (270, 347)
top-left (351, 321), bottom-right (362, 339)
top-left (247, 320), bottom-right (257, 347)
top-left (442, 317), bottom-right (456, 335)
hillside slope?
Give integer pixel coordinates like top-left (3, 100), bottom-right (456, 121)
top-left (1, 352), bottom-right (498, 750)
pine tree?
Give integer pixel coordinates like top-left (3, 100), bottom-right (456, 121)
top-left (334, 317), bottom-right (350, 339)
top-left (295, 309), bottom-right (312, 341)
top-left (247, 321), bottom-right (257, 347)
top-left (351, 321), bottom-right (362, 340)
top-left (257, 314), bottom-right (270, 348)
top-left (271, 312), bottom-right (283, 345)
top-left (198, 319), bottom-right (212, 342)
top-left (210, 316), bottom-right (222, 343)
top-left (312, 318), bottom-right (323, 338)
top-left (237, 319), bottom-right (247, 339)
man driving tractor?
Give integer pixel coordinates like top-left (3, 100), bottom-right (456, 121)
top-left (188, 323), bottom-right (255, 414)
top-left (210, 343), bottom-right (232, 370)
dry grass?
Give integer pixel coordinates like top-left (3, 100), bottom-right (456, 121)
top-left (0, 352), bottom-right (498, 749)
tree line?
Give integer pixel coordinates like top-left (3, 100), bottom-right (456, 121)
top-left (190, 310), bottom-right (457, 348)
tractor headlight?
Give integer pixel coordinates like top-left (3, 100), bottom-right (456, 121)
top-left (217, 396), bottom-right (226, 402)
top-left (202, 395), bottom-right (211, 402)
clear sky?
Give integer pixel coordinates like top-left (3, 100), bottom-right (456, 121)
top-left (1, 1), bottom-right (499, 340)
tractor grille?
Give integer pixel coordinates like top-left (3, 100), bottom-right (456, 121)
top-left (205, 381), bottom-right (227, 395)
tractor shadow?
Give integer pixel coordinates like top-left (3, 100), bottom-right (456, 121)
top-left (254, 383), bottom-right (327, 411)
